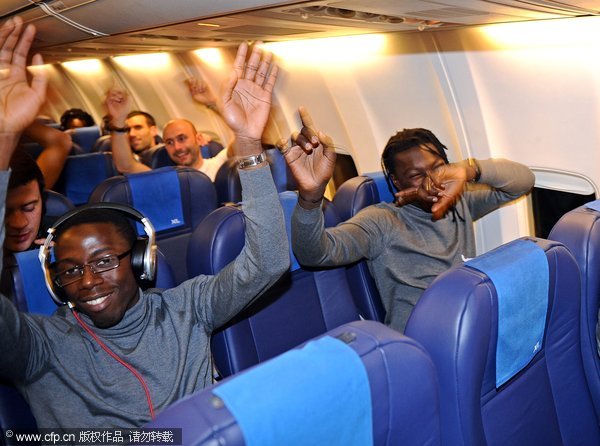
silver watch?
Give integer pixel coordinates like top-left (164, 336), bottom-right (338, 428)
top-left (238, 152), bottom-right (266, 170)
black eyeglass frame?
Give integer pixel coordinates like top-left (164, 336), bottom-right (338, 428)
top-left (52, 249), bottom-right (132, 288)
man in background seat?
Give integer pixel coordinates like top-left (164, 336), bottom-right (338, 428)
top-left (285, 108), bottom-right (535, 333)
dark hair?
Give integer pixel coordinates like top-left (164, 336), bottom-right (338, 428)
top-left (9, 150), bottom-right (46, 216)
top-left (54, 208), bottom-right (137, 248)
top-left (381, 128), bottom-right (449, 194)
top-left (60, 108), bottom-right (95, 130)
top-left (127, 110), bottom-right (156, 128)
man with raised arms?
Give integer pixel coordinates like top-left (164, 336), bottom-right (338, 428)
top-left (284, 108), bottom-right (535, 332)
top-left (0, 17), bottom-right (288, 429)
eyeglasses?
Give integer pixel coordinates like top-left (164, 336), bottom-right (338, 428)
top-left (53, 249), bottom-right (132, 287)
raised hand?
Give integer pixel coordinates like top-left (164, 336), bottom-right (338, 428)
top-left (219, 42), bottom-right (278, 151)
top-left (186, 77), bottom-right (217, 107)
top-left (104, 88), bottom-right (131, 125)
top-left (283, 106), bottom-right (336, 208)
top-left (0, 16), bottom-right (47, 138)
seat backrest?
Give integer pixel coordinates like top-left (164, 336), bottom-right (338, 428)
top-left (53, 152), bottom-right (117, 205)
top-left (0, 379), bottom-right (38, 437)
top-left (146, 320), bottom-right (441, 446)
top-left (188, 192), bottom-right (360, 377)
top-left (405, 237), bottom-right (600, 446)
top-left (202, 140), bottom-right (224, 159)
top-left (91, 134), bottom-right (112, 153)
top-left (45, 190), bottom-right (74, 220)
top-left (214, 147), bottom-right (297, 205)
top-left (69, 125), bottom-right (101, 153)
top-left (90, 166), bottom-right (217, 284)
top-left (331, 175), bottom-right (387, 322)
top-left (548, 202), bottom-right (600, 420)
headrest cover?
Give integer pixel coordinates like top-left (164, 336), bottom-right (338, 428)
top-left (279, 191), bottom-right (301, 272)
top-left (213, 336), bottom-right (373, 446)
top-left (128, 168), bottom-right (185, 233)
top-left (466, 239), bottom-right (549, 387)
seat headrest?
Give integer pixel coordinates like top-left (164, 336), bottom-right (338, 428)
top-left (213, 335), bottom-right (372, 446)
top-left (465, 238), bottom-right (549, 387)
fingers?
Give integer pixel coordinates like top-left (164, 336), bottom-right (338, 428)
top-left (232, 42), bottom-right (248, 79)
top-left (29, 53), bottom-right (48, 100)
top-left (243, 43), bottom-right (262, 80)
top-left (298, 106), bottom-right (316, 131)
top-left (263, 64), bottom-right (278, 93)
top-left (11, 23), bottom-right (35, 70)
top-left (0, 17), bottom-right (21, 68)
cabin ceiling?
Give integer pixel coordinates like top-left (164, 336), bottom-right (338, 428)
top-left (2, 0), bottom-right (599, 63)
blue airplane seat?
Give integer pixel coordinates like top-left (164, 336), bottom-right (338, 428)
top-left (89, 166), bottom-right (218, 284)
top-left (45, 190), bottom-right (74, 219)
top-left (146, 320), bottom-right (441, 446)
top-left (91, 134), bottom-right (111, 152)
top-left (53, 152), bottom-right (117, 206)
top-left (188, 191), bottom-right (360, 377)
top-left (0, 380), bottom-right (38, 436)
top-left (331, 175), bottom-right (387, 322)
top-left (202, 140), bottom-right (225, 159)
top-left (548, 202), bottom-right (600, 421)
top-left (214, 147), bottom-right (297, 205)
top-left (405, 237), bottom-right (600, 445)
top-left (69, 125), bottom-right (101, 153)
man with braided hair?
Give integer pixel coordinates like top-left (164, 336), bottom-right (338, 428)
top-left (285, 108), bottom-right (535, 332)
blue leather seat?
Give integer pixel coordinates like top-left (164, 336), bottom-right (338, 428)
top-left (53, 152), bottom-right (117, 205)
top-left (91, 134), bottom-right (111, 153)
top-left (146, 320), bottom-right (441, 446)
top-left (405, 237), bottom-right (600, 445)
top-left (0, 380), bottom-right (38, 438)
top-left (45, 190), bottom-right (74, 220)
top-left (330, 174), bottom-right (388, 322)
top-left (548, 203), bottom-right (600, 421)
top-left (188, 192), bottom-right (360, 377)
top-left (90, 166), bottom-right (218, 284)
top-left (69, 125), bottom-right (101, 153)
top-left (214, 147), bottom-right (297, 204)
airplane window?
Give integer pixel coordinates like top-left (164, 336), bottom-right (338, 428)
top-left (332, 153), bottom-right (358, 189)
top-left (531, 187), bottom-right (596, 239)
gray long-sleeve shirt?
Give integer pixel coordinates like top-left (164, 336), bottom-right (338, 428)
top-left (292, 159), bottom-right (535, 332)
top-left (0, 164), bottom-right (289, 429)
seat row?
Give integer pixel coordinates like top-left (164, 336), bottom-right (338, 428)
top-left (3, 170), bottom-right (600, 444)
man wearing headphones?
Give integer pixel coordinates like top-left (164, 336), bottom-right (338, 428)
top-left (0, 16), bottom-right (288, 430)
top-left (284, 108), bottom-right (534, 333)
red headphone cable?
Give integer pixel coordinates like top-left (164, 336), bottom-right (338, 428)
top-left (68, 302), bottom-right (156, 419)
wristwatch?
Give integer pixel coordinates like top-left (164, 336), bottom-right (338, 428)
top-left (238, 152), bottom-right (266, 170)
top-left (109, 124), bottom-right (130, 133)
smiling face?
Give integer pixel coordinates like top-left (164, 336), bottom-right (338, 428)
top-left (5, 179), bottom-right (43, 253)
top-left (126, 114), bottom-right (158, 153)
top-left (163, 120), bottom-right (203, 168)
top-left (53, 222), bottom-right (139, 328)
top-left (389, 144), bottom-right (446, 212)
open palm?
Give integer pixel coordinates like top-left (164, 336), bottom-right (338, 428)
top-left (220, 42), bottom-right (277, 141)
top-left (0, 17), bottom-right (47, 135)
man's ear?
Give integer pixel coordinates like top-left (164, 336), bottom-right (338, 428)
top-left (389, 173), bottom-right (400, 189)
top-left (150, 126), bottom-right (158, 137)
